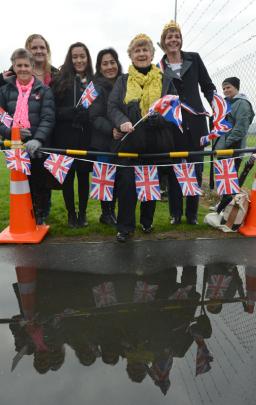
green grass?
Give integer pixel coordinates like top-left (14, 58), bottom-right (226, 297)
top-left (0, 149), bottom-right (255, 239)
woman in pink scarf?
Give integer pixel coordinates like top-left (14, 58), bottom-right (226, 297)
top-left (0, 48), bottom-right (55, 224)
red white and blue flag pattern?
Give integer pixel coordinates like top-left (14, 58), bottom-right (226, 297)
top-left (214, 158), bottom-right (240, 195)
top-left (0, 107), bottom-right (13, 128)
top-left (195, 339), bottom-right (213, 376)
top-left (4, 149), bottom-right (31, 175)
top-left (92, 282), bottom-right (117, 308)
top-left (206, 274), bottom-right (232, 299)
top-left (173, 162), bottom-right (202, 196)
top-left (44, 153), bottom-right (74, 184)
top-left (148, 355), bottom-right (173, 395)
top-left (150, 95), bottom-right (183, 132)
top-left (134, 165), bottom-right (161, 201)
top-left (81, 81), bottom-right (99, 108)
top-left (90, 162), bottom-right (116, 201)
top-left (133, 281), bottom-right (159, 303)
top-left (200, 92), bottom-right (232, 146)
top-left (168, 285), bottom-right (193, 300)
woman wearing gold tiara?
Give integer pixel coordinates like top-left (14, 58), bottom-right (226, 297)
top-left (159, 21), bottom-right (216, 225)
top-left (108, 34), bottom-right (175, 242)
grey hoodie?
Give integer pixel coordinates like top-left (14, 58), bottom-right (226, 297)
top-left (215, 93), bottom-right (255, 150)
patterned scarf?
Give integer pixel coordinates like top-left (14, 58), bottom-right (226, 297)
top-left (13, 77), bottom-right (34, 128)
top-left (124, 64), bottom-right (162, 117)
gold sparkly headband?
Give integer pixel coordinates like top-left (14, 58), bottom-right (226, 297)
top-left (130, 33), bottom-right (152, 43)
top-left (162, 20), bottom-right (181, 34)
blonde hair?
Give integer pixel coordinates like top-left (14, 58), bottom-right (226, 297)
top-left (127, 33), bottom-right (155, 58)
top-left (25, 34), bottom-right (51, 71)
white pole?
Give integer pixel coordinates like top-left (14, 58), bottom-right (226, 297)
top-left (174, 0), bottom-right (178, 21)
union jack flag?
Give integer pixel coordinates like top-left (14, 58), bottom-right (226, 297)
top-left (173, 162), bottom-right (202, 196)
top-left (92, 282), bottom-right (117, 308)
top-left (200, 93), bottom-right (232, 146)
top-left (90, 162), bottom-right (116, 201)
top-left (134, 165), bottom-right (161, 201)
top-left (81, 81), bottom-right (99, 108)
top-left (214, 158), bottom-right (240, 195)
top-left (149, 95), bottom-right (183, 132)
top-left (44, 153), bottom-right (74, 184)
top-left (133, 281), bottom-right (158, 303)
top-left (0, 107), bottom-right (13, 128)
top-left (168, 285), bottom-right (193, 300)
top-left (206, 274), bottom-right (232, 299)
top-left (148, 355), bottom-right (173, 395)
top-left (4, 149), bottom-right (31, 175)
top-left (195, 338), bottom-right (213, 376)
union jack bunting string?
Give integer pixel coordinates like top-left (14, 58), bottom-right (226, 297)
top-left (81, 81), bottom-right (99, 108)
top-left (134, 165), bottom-right (161, 201)
top-left (206, 275), bottom-right (232, 299)
top-left (92, 282), bottom-right (117, 308)
top-left (4, 149), bottom-right (31, 175)
top-left (149, 95), bottom-right (183, 132)
top-left (0, 107), bottom-right (13, 128)
top-left (173, 162), bottom-right (202, 196)
top-left (214, 158), bottom-right (240, 195)
top-left (44, 153), bottom-right (74, 184)
top-left (90, 162), bottom-right (116, 201)
top-left (168, 285), bottom-right (193, 300)
top-left (133, 281), bottom-right (159, 303)
top-left (200, 93), bottom-right (232, 146)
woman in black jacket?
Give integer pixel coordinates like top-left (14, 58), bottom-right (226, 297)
top-left (159, 21), bottom-right (216, 225)
top-left (0, 48), bottom-right (55, 224)
top-left (108, 34), bottom-right (175, 242)
top-left (89, 48), bottom-right (123, 226)
top-left (52, 42), bottom-right (93, 227)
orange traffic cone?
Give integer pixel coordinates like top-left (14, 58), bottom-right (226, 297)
top-left (245, 267), bottom-right (256, 314)
top-left (16, 267), bottom-right (37, 320)
top-left (239, 172), bottom-right (256, 236)
top-left (0, 127), bottom-right (49, 243)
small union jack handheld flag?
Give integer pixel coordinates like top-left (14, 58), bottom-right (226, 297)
top-left (81, 81), bottom-right (99, 109)
top-left (0, 107), bottom-right (13, 128)
top-left (134, 165), bottom-right (161, 201)
top-left (195, 338), bottom-right (213, 376)
top-left (200, 93), bottom-right (232, 146)
top-left (173, 162), bottom-right (202, 196)
top-left (214, 158), bottom-right (240, 195)
top-left (149, 95), bottom-right (183, 132)
top-left (90, 162), bottom-right (116, 201)
top-left (44, 153), bottom-right (74, 184)
top-left (4, 149), bottom-right (31, 175)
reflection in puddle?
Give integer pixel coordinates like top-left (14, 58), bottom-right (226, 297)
top-left (2, 264), bottom-right (256, 403)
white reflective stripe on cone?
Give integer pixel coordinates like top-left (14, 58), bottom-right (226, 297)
top-left (18, 281), bottom-right (36, 294)
top-left (10, 180), bottom-right (30, 195)
top-left (252, 178), bottom-right (256, 191)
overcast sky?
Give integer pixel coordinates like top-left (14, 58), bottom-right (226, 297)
top-left (1, 0), bottom-right (256, 77)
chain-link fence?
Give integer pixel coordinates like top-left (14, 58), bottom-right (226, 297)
top-left (211, 51), bottom-right (256, 146)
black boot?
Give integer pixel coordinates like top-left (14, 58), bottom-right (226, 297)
top-left (77, 212), bottom-right (88, 227)
top-left (68, 212), bottom-right (77, 228)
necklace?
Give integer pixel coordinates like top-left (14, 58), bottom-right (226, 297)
top-left (33, 70), bottom-right (45, 77)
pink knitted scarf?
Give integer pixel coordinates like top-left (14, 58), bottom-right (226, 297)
top-left (13, 77), bottom-right (34, 128)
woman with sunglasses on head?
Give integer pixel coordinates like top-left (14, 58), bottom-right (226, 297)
top-left (52, 42), bottom-right (93, 228)
top-left (89, 48), bottom-right (123, 226)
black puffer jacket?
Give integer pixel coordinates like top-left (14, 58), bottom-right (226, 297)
top-left (0, 76), bottom-right (55, 145)
top-left (52, 75), bottom-right (92, 151)
top-left (89, 76), bottom-right (114, 152)
top-left (108, 72), bottom-right (175, 155)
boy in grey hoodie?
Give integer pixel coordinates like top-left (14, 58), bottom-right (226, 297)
top-left (214, 76), bottom-right (255, 170)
